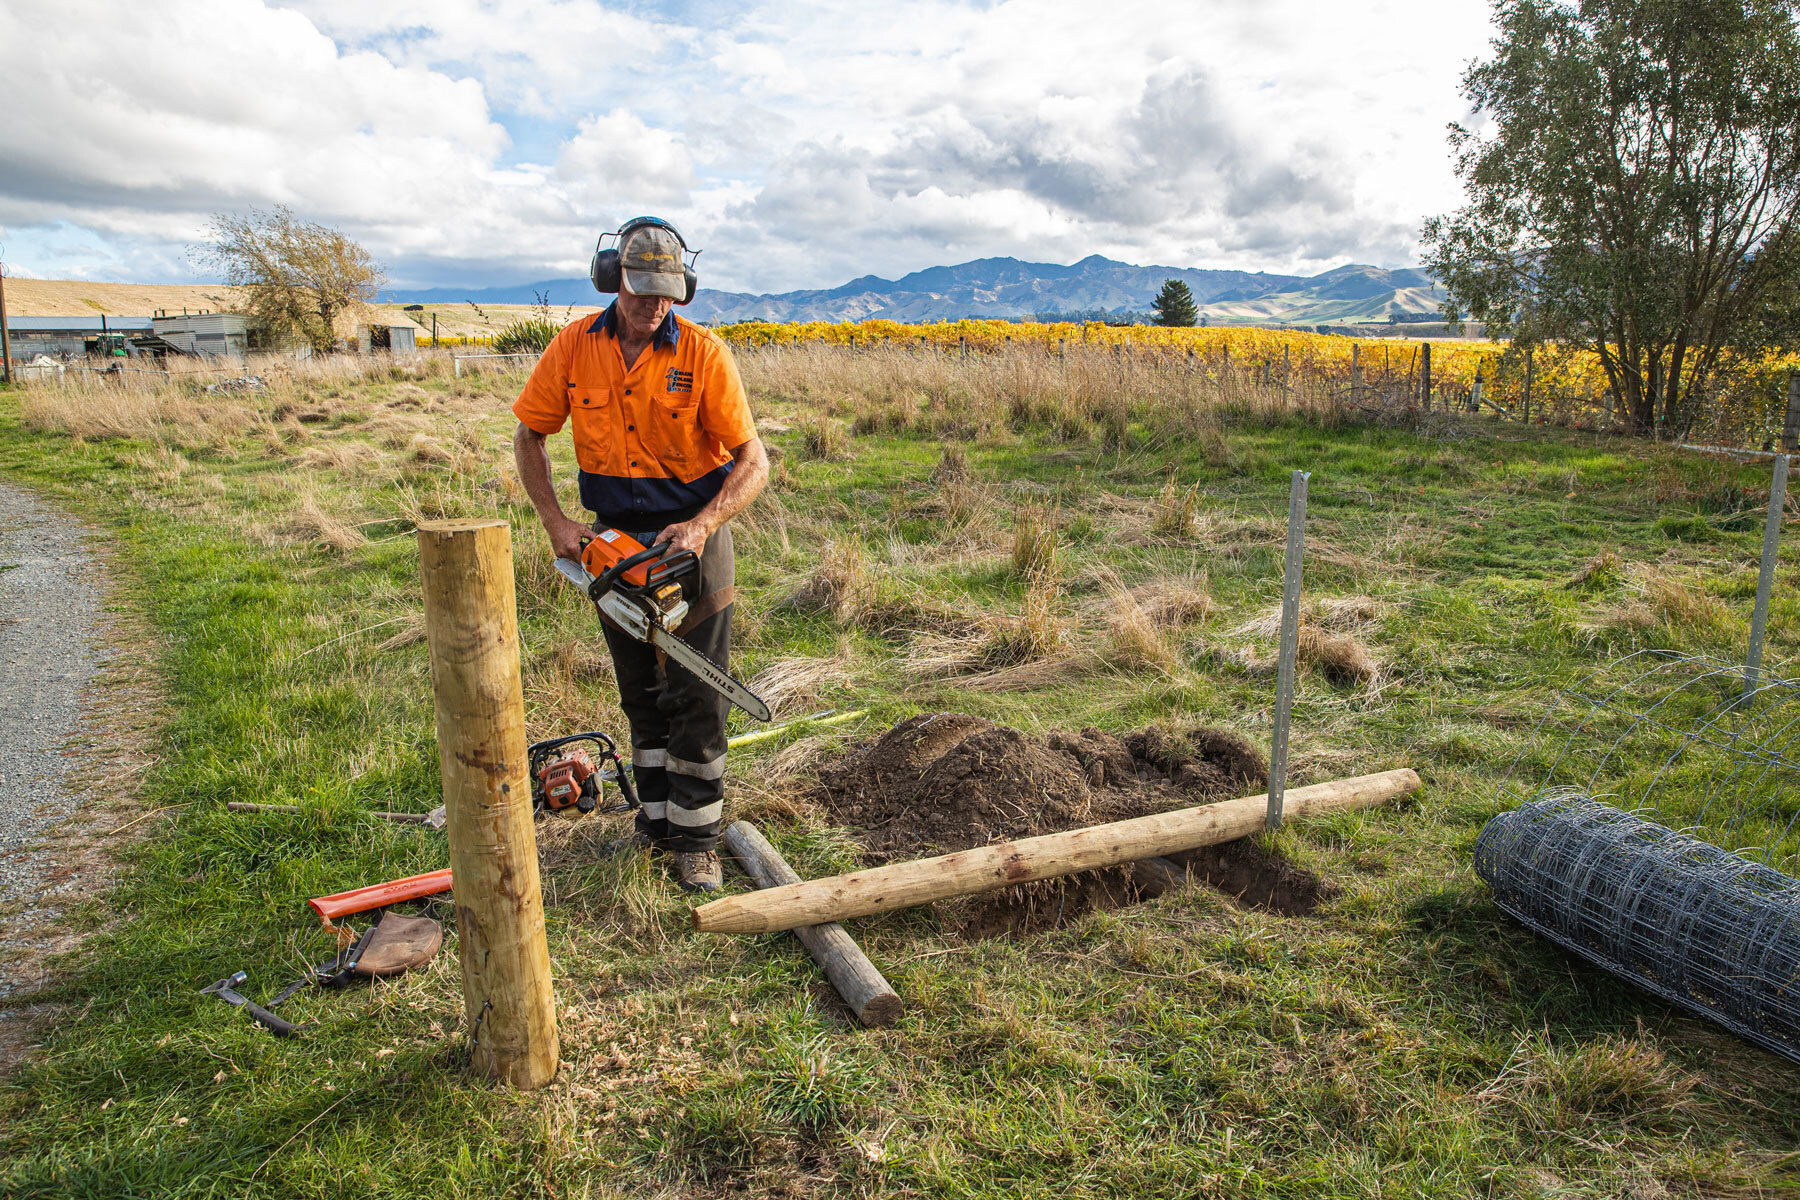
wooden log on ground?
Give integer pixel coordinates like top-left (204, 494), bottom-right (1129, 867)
top-left (419, 519), bottom-right (559, 1090)
top-left (694, 768), bottom-right (1420, 934)
top-left (721, 821), bottom-right (903, 1027)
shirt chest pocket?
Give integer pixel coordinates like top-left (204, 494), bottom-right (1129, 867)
top-left (653, 389), bottom-right (698, 420)
top-left (573, 386), bottom-right (616, 413)
top-left (569, 387), bottom-right (619, 471)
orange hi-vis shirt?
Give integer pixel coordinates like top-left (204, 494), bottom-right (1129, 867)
top-left (512, 305), bottom-right (757, 528)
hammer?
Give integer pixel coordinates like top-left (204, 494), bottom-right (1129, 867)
top-left (198, 972), bottom-right (301, 1037)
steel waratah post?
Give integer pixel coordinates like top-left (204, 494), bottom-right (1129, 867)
top-left (692, 768), bottom-right (1422, 934)
top-left (418, 518), bottom-right (559, 1089)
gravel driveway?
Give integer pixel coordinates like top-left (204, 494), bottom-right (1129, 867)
top-left (0, 479), bottom-right (109, 998)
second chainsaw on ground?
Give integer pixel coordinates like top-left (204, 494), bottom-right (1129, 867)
top-left (555, 528), bottom-right (772, 723)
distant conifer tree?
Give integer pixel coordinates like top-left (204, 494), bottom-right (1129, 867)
top-left (1152, 279), bottom-right (1198, 327)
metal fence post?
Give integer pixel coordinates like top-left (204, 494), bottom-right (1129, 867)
top-left (1269, 469), bottom-right (1310, 828)
top-left (1743, 454), bottom-right (1790, 701)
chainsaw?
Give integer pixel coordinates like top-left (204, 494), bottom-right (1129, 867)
top-left (555, 529), bottom-right (772, 722)
top-left (529, 731), bottom-right (639, 815)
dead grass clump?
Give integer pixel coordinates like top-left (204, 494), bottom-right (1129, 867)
top-left (1150, 477), bottom-right (1202, 538)
top-left (1226, 597), bottom-right (1383, 688)
top-left (1296, 626), bottom-right (1380, 686)
top-left (795, 415), bottom-right (852, 461)
top-left (297, 441), bottom-right (384, 473)
top-left (1010, 505), bottom-right (1060, 582)
top-left (373, 617), bottom-right (426, 651)
top-left (1641, 568), bottom-right (1730, 632)
top-left (1584, 565), bottom-right (1733, 642)
top-left (784, 537), bottom-right (873, 624)
top-left (746, 652), bottom-right (854, 716)
top-left (906, 581), bottom-right (1074, 682)
top-left (289, 494), bottom-right (368, 552)
top-left (1104, 590), bottom-right (1178, 670)
top-left (1126, 576), bottom-right (1214, 626)
top-left (1231, 595), bottom-right (1384, 638)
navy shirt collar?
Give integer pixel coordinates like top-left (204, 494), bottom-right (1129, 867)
top-left (592, 301), bottom-right (680, 350)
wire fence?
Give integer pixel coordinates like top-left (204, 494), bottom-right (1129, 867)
top-left (1475, 789), bottom-right (1800, 1063)
top-left (1506, 650), bottom-right (1800, 873)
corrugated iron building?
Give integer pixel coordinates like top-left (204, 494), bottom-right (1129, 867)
top-left (4, 316), bottom-right (152, 358)
top-left (147, 312), bottom-right (249, 357)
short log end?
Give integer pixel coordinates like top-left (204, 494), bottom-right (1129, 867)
top-left (857, 992), bottom-right (904, 1027)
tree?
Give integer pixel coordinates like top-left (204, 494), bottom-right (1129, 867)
top-left (1423, 0), bottom-right (1800, 437)
top-left (1152, 279), bottom-right (1199, 327)
top-left (194, 207), bottom-right (386, 354)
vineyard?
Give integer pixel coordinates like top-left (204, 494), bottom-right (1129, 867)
top-left (433, 318), bottom-right (1799, 447)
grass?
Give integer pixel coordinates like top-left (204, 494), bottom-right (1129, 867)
top-left (1, 345), bottom-right (1798, 1198)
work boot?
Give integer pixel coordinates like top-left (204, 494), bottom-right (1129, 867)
top-left (674, 850), bottom-right (722, 893)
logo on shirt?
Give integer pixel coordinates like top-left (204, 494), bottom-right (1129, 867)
top-left (665, 367), bottom-right (695, 393)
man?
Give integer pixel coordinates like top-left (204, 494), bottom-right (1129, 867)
top-left (511, 217), bottom-right (768, 893)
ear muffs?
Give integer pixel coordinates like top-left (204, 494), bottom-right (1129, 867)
top-left (590, 216), bottom-right (699, 305)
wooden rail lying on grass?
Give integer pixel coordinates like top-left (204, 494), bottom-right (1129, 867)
top-left (722, 821), bottom-right (903, 1027)
top-left (693, 769), bottom-right (1422, 934)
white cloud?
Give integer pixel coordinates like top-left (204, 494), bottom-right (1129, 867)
top-left (0, 0), bottom-right (1497, 292)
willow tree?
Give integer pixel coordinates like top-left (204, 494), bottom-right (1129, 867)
top-left (1423, 0), bottom-right (1800, 437)
top-left (196, 207), bottom-right (385, 354)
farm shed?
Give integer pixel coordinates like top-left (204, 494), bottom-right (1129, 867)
top-left (3, 315), bottom-right (152, 359)
top-left (142, 311), bottom-right (250, 358)
top-left (357, 322), bottom-right (418, 354)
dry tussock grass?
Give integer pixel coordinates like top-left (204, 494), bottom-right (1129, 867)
top-left (783, 537), bottom-right (873, 623)
top-left (283, 493), bottom-right (368, 552)
top-left (906, 580), bottom-right (1075, 686)
top-left (1009, 505), bottom-right (1060, 582)
top-left (1225, 595), bottom-right (1386, 689)
top-left (1584, 564), bottom-right (1734, 641)
top-left (738, 340), bottom-right (1342, 450)
top-left (746, 650), bottom-right (856, 716)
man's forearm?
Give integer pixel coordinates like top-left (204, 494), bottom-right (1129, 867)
top-left (512, 424), bottom-right (568, 524)
top-left (695, 438), bottom-right (769, 532)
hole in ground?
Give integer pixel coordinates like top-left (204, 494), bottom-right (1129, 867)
top-left (952, 841), bottom-right (1335, 940)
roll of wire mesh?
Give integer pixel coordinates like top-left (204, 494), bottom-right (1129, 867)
top-left (1475, 788), bottom-right (1800, 1063)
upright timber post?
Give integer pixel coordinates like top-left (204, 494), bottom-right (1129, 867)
top-left (1419, 341), bottom-right (1432, 411)
top-left (418, 519), bottom-right (559, 1089)
top-left (1268, 470), bottom-right (1310, 828)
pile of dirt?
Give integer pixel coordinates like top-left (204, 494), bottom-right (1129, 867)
top-left (811, 712), bottom-right (1269, 864)
top-left (809, 712), bottom-right (1337, 938)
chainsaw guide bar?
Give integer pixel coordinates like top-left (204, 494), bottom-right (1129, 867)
top-left (555, 543), bottom-right (772, 723)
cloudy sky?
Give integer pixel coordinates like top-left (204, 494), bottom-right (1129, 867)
top-left (0, 0), bottom-right (1496, 294)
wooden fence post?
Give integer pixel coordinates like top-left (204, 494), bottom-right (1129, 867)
top-left (1420, 342), bottom-right (1432, 411)
top-left (1523, 351), bottom-right (1534, 425)
top-left (418, 519), bottom-right (559, 1090)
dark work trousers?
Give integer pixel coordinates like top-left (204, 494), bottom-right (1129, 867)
top-left (594, 522), bottom-right (734, 853)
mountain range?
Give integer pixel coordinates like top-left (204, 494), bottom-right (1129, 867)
top-left (385, 256), bottom-right (1444, 327)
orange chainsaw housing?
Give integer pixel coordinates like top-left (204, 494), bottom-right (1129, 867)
top-left (538, 747), bottom-right (597, 812)
top-left (581, 528), bottom-right (655, 588)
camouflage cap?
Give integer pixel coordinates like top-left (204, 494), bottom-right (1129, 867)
top-left (620, 223), bottom-right (688, 300)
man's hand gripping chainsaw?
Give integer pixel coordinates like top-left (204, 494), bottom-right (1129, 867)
top-left (555, 529), bottom-right (772, 723)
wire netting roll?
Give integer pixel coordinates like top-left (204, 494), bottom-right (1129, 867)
top-left (1475, 789), bottom-right (1800, 1063)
